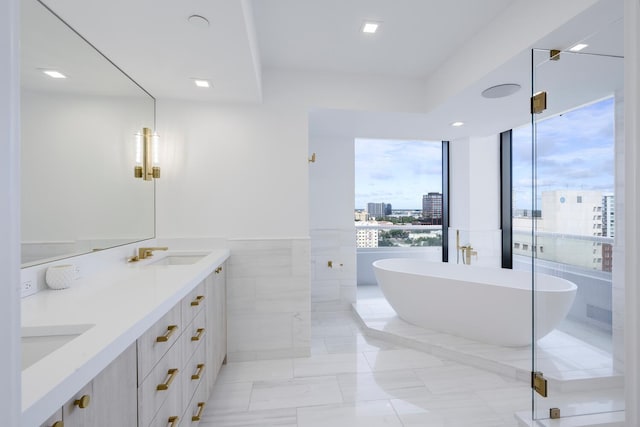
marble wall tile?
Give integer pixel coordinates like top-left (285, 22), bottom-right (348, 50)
top-left (226, 238), bottom-right (311, 361)
top-left (310, 229), bottom-right (357, 310)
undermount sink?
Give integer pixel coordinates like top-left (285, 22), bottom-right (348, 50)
top-left (21, 324), bottom-right (94, 370)
top-left (148, 254), bottom-right (207, 266)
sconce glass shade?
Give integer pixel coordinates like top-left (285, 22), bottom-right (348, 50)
top-left (134, 132), bottom-right (143, 178)
top-left (133, 127), bottom-right (160, 180)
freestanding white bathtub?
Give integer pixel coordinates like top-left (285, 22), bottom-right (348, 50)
top-left (372, 258), bottom-right (577, 347)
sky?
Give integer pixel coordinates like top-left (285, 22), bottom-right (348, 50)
top-left (355, 139), bottom-right (442, 210)
top-left (512, 96), bottom-right (614, 210)
top-left (354, 97), bottom-right (614, 211)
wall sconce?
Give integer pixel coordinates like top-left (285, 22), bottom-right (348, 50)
top-left (134, 127), bottom-right (160, 180)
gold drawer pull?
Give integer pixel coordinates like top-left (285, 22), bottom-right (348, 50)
top-left (73, 394), bottom-right (90, 409)
top-left (52, 421), bottom-right (64, 427)
top-left (191, 327), bottom-right (205, 341)
top-left (190, 295), bottom-right (205, 306)
top-left (168, 416), bottom-right (179, 427)
top-left (192, 402), bottom-right (206, 422)
top-left (215, 266), bottom-right (223, 274)
top-left (157, 368), bottom-right (179, 391)
top-left (191, 363), bottom-right (205, 380)
top-left (156, 325), bottom-right (178, 342)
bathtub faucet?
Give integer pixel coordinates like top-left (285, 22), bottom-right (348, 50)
top-left (460, 245), bottom-right (478, 265)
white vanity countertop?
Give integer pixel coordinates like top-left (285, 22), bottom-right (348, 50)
top-left (21, 248), bottom-right (230, 426)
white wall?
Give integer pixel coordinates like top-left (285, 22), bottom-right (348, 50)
top-left (624, 0), bottom-right (640, 423)
top-left (448, 135), bottom-right (502, 267)
top-left (0, 0), bottom-right (21, 423)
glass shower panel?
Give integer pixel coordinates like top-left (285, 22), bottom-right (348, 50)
top-left (531, 48), bottom-right (624, 421)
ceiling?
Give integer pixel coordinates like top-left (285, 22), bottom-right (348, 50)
top-left (33, 0), bottom-right (623, 139)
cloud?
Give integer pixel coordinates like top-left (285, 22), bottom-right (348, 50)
top-left (355, 139), bottom-right (442, 208)
top-left (512, 97), bottom-right (614, 208)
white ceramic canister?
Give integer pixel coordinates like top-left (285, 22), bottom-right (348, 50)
top-left (45, 264), bottom-right (75, 290)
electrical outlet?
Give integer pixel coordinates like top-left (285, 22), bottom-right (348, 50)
top-left (21, 269), bottom-right (37, 297)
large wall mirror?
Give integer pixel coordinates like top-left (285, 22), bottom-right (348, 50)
top-left (21, 0), bottom-right (156, 267)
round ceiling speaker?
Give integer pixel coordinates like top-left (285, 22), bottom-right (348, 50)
top-left (481, 83), bottom-right (521, 99)
top-left (188, 15), bottom-right (210, 28)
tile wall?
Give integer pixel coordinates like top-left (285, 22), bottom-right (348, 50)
top-left (226, 238), bottom-right (311, 362)
top-left (309, 229), bottom-right (357, 312)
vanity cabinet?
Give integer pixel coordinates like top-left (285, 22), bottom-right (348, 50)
top-left (37, 260), bottom-right (227, 427)
top-left (205, 262), bottom-right (227, 396)
top-left (40, 343), bottom-right (137, 427)
top-left (138, 264), bottom-right (226, 427)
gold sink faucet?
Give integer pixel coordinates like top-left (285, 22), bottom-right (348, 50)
top-left (138, 246), bottom-right (169, 260)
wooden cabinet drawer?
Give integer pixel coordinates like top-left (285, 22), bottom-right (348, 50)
top-left (182, 308), bottom-right (205, 364)
top-left (138, 303), bottom-right (182, 384)
top-left (138, 339), bottom-right (182, 427)
top-left (181, 334), bottom-right (206, 411)
top-left (181, 381), bottom-right (207, 427)
top-left (181, 281), bottom-right (206, 328)
top-left (147, 387), bottom-right (182, 427)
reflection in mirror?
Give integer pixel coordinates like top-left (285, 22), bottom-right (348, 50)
top-left (21, 0), bottom-right (156, 266)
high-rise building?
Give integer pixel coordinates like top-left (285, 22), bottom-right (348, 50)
top-left (354, 210), bottom-right (369, 221)
top-left (385, 203), bottom-right (392, 216)
top-left (367, 202), bottom-right (387, 218)
top-left (513, 190), bottom-right (606, 270)
top-left (422, 192), bottom-right (443, 224)
top-left (356, 226), bottom-right (379, 248)
top-left (602, 194), bottom-right (615, 272)
top-left (603, 194), bottom-right (615, 238)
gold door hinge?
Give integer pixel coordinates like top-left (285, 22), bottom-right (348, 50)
top-left (550, 49), bottom-right (561, 61)
top-left (532, 371), bottom-right (548, 397)
top-left (531, 91), bottom-right (547, 114)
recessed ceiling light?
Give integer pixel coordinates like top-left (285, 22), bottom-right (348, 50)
top-left (481, 83), bottom-right (521, 99)
top-left (569, 43), bottom-right (588, 52)
top-left (42, 70), bottom-right (66, 79)
top-left (451, 121), bottom-right (464, 127)
top-left (362, 21), bottom-right (379, 34)
top-left (194, 79), bottom-right (210, 88)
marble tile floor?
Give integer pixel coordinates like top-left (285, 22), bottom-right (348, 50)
top-left (352, 295), bottom-right (623, 390)
top-left (352, 291), bottom-right (625, 425)
top-left (199, 310), bottom-right (531, 426)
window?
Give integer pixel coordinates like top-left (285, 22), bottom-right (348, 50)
top-left (511, 96), bottom-right (615, 270)
top-left (514, 242), bottom-right (520, 249)
top-left (523, 244), bottom-right (529, 251)
top-left (354, 139), bottom-right (443, 249)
